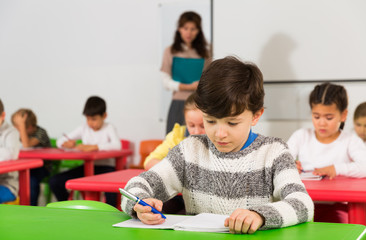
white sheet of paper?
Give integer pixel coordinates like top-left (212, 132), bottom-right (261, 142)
top-left (113, 213), bottom-right (230, 233)
top-left (174, 213), bottom-right (229, 232)
top-left (300, 171), bottom-right (323, 181)
top-left (113, 215), bottom-right (189, 229)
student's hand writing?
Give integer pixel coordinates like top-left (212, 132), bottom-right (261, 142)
top-left (313, 165), bottom-right (336, 179)
top-left (295, 160), bottom-right (303, 174)
top-left (225, 209), bottom-right (264, 234)
top-left (134, 198), bottom-right (165, 225)
top-left (75, 144), bottom-right (98, 152)
top-left (62, 140), bottom-right (76, 149)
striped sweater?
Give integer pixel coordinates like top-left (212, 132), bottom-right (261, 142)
top-left (122, 134), bottom-right (314, 230)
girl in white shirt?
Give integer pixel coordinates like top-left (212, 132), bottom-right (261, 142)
top-left (287, 82), bottom-right (366, 223)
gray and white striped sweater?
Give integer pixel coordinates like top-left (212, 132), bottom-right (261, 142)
top-left (121, 134), bottom-right (314, 230)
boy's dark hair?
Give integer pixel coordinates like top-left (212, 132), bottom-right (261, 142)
top-left (194, 56), bottom-right (264, 118)
top-left (309, 82), bottom-right (348, 129)
top-left (0, 99), bottom-right (3, 114)
top-left (12, 109), bottom-right (37, 128)
top-left (83, 96), bottom-right (106, 116)
top-left (354, 102), bottom-right (366, 121)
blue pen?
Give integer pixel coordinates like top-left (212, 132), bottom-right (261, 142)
top-left (119, 188), bottom-right (166, 219)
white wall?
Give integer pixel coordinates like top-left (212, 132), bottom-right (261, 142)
top-left (0, 0), bottom-right (210, 164)
top-left (213, 0), bottom-right (366, 141)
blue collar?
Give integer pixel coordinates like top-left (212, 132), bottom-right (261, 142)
top-left (240, 129), bottom-right (258, 151)
top-left (185, 127), bottom-right (189, 137)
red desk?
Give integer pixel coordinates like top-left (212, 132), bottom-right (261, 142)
top-left (0, 159), bottom-right (43, 205)
top-left (19, 148), bottom-right (133, 176)
top-left (303, 177), bottom-right (366, 225)
top-left (66, 169), bottom-right (144, 209)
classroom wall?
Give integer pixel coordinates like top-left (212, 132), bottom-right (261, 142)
top-left (0, 0), bottom-right (210, 164)
top-left (213, 0), bottom-right (366, 141)
top-left (2, 0), bottom-right (365, 165)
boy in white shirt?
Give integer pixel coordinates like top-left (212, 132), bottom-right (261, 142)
top-left (0, 99), bottom-right (21, 203)
top-left (49, 96), bottom-right (121, 206)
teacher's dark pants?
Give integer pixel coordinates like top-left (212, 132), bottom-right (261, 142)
top-left (166, 99), bottom-right (185, 134)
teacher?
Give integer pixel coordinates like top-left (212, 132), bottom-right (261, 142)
top-left (161, 11), bottom-right (211, 134)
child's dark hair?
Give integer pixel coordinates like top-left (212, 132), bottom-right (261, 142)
top-left (171, 11), bottom-right (209, 59)
top-left (83, 96), bottom-right (106, 116)
top-left (194, 56), bottom-right (264, 118)
top-left (0, 99), bottom-right (3, 114)
top-left (12, 109), bottom-right (37, 128)
top-left (354, 102), bottom-right (366, 121)
top-left (309, 82), bottom-right (348, 129)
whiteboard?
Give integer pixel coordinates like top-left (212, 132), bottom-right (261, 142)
top-left (213, 0), bottom-right (366, 81)
top-left (213, 0), bottom-right (366, 120)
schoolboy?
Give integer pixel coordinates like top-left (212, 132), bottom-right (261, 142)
top-left (121, 57), bottom-right (314, 234)
top-left (49, 96), bottom-right (121, 206)
top-left (0, 99), bottom-right (21, 203)
top-left (12, 108), bottom-right (51, 206)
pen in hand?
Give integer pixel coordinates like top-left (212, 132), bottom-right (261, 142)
top-left (119, 188), bottom-right (166, 219)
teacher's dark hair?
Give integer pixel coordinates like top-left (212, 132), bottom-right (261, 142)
top-left (171, 11), bottom-right (209, 59)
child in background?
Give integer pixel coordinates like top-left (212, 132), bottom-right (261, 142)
top-left (144, 92), bottom-right (205, 214)
top-left (144, 93), bottom-right (205, 170)
top-left (0, 99), bottom-right (21, 203)
top-left (49, 96), bottom-right (121, 206)
top-left (12, 108), bottom-right (51, 206)
top-left (287, 82), bottom-right (366, 223)
top-left (122, 57), bottom-right (313, 234)
top-left (353, 102), bottom-right (366, 144)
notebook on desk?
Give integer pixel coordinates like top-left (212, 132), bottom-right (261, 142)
top-left (172, 57), bottom-right (204, 84)
top-left (300, 171), bottom-right (324, 181)
top-left (113, 213), bottom-right (229, 233)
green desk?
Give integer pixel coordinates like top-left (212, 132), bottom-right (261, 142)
top-left (1, 205), bottom-right (365, 240)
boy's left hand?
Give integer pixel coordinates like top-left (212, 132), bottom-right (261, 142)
top-left (313, 165), bottom-right (336, 179)
top-left (75, 144), bottom-right (98, 152)
top-left (225, 209), bottom-right (264, 234)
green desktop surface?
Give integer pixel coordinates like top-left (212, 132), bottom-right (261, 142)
top-left (1, 205), bottom-right (365, 240)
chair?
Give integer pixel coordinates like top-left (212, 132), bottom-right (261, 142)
top-left (129, 139), bottom-right (163, 169)
top-left (46, 200), bottom-right (119, 212)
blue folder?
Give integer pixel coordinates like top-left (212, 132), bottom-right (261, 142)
top-left (172, 57), bottom-right (205, 84)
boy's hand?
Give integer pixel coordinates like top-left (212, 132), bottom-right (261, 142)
top-left (295, 160), bottom-right (303, 174)
top-left (313, 165), bottom-right (336, 179)
top-left (75, 144), bottom-right (98, 152)
top-left (134, 198), bottom-right (165, 225)
top-left (62, 140), bottom-right (76, 149)
top-left (12, 113), bottom-right (27, 129)
top-left (225, 209), bottom-right (264, 234)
